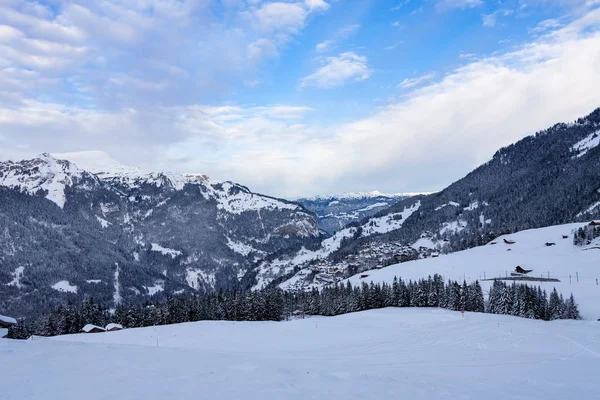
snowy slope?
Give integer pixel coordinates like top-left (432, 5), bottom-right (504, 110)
top-left (252, 200), bottom-right (422, 290)
top-left (0, 153), bottom-right (86, 208)
top-left (2, 308), bottom-right (599, 399)
top-left (346, 223), bottom-right (600, 319)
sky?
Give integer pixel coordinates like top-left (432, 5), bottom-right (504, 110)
top-left (1, 0), bottom-right (600, 198)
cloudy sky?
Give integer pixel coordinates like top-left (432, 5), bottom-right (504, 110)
top-left (1, 0), bottom-right (600, 197)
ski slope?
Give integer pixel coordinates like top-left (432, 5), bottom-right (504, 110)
top-left (346, 223), bottom-right (600, 319)
top-left (1, 308), bottom-right (599, 399)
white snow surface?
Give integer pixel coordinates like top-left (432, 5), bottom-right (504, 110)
top-left (0, 153), bottom-right (83, 208)
top-left (254, 201), bottom-right (421, 290)
top-left (151, 243), bottom-right (182, 258)
top-left (572, 130), bottom-right (600, 158)
top-left (0, 314), bottom-right (17, 325)
top-left (6, 266), bottom-right (24, 288)
top-left (2, 308), bottom-right (599, 399)
top-left (86, 279), bottom-right (101, 284)
top-left (347, 223), bottom-right (600, 319)
top-left (51, 280), bottom-right (78, 293)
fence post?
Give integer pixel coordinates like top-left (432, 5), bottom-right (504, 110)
top-left (597, 279), bottom-right (598, 286)
top-left (484, 271), bottom-right (486, 280)
top-left (547, 271), bottom-right (550, 279)
top-left (576, 272), bottom-right (579, 283)
top-left (569, 274), bottom-right (572, 284)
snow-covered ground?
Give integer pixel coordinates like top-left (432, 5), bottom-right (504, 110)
top-left (346, 223), bottom-right (600, 319)
top-left (2, 308), bottom-right (599, 399)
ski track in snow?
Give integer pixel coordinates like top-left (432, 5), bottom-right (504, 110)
top-left (1, 308), bottom-right (599, 400)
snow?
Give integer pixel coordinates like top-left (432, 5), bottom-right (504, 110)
top-left (464, 201), bottom-right (480, 211)
top-left (572, 130), bottom-right (600, 158)
top-left (51, 280), bottom-right (78, 294)
top-left (435, 201), bottom-right (460, 211)
top-left (6, 266), bottom-right (24, 288)
top-left (145, 281), bottom-right (164, 296)
top-left (81, 324), bottom-right (105, 333)
top-left (361, 201), bottom-right (421, 235)
top-left (439, 219), bottom-right (468, 235)
top-left (0, 328), bottom-right (7, 338)
top-left (577, 201), bottom-right (600, 217)
top-left (113, 264), bottom-right (121, 306)
top-left (2, 308), bottom-right (599, 399)
top-left (51, 151), bottom-right (146, 178)
top-left (0, 153), bottom-right (83, 208)
top-left (226, 237), bottom-right (261, 257)
top-left (105, 323), bottom-right (123, 331)
top-left (185, 268), bottom-right (215, 290)
top-left (151, 243), bottom-right (182, 258)
top-left (86, 279), bottom-right (101, 284)
top-left (95, 216), bottom-right (110, 228)
top-left (0, 314), bottom-right (17, 325)
top-left (298, 190), bottom-right (428, 201)
top-left (355, 202), bottom-right (390, 212)
top-left (253, 201), bottom-right (421, 290)
top-left (346, 223), bottom-right (600, 319)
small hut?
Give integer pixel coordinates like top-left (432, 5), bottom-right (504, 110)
top-left (105, 323), bottom-right (124, 332)
top-left (0, 314), bottom-right (16, 338)
top-left (0, 315), bottom-right (16, 329)
top-left (81, 324), bottom-right (106, 334)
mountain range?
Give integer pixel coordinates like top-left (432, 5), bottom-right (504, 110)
top-left (249, 108), bottom-right (600, 291)
top-left (0, 152), bottom-right (319, 316)
top-left (295, 191), bottom-right (417, 235)
top-left (2, 108), bottom-right (600, 316)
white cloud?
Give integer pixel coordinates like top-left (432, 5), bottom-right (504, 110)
top-left (251, 2), bottom-right (308, 35)
top-left (482, 9), bottom-right (514, 27)
top-left (247, 38), bottom-right (279, 61)
top-left (315, 24), bottom-right (360, 53)
top-left (300, 52), bottom-right (371, 88)
top-left (316, 39), bottom-right (333, 52)
top-left (398, 73), bottom-right (436, 89)
top-left (437, 0), bottom-right (483, 10)
top-left (305, 0), bottom-right (330, 12)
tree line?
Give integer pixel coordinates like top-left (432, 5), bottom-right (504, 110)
top-left (7, 275), bottom-right (580, 339)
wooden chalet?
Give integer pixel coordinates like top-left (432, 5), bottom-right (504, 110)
top-left (106, 323), bottom-right (124, 332)
top-left (0, 314), bottom-right (17, 329)
top-left (81, 324), bottom-right (106, 334)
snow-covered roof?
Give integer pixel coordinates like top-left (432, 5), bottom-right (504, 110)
top-left (106, 323), bottom-right (123, 331)
top-left (0, 314), bottom-right (17, 325)
top-left (81, 324), bottom-right (105, 333)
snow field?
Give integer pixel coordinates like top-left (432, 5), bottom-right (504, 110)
top-left (1, 308), bottom-right (599, 399)
top-left (346, 223), bottom-right (600, 319)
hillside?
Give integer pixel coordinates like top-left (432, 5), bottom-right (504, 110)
top-left (342, 223), bottom-right (600, 320)
top-left (250, 108), bottom-right (600, 290)
top-left (0, 152), bottom-right (319, 316)
top-left (296, 191), bottom-right (414, 234)
top-left (2, 308), bottom-right (599, 399)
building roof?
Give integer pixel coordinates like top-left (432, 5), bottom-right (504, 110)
top-left (0, 314), bottom-right (17, 326)
top-left (105, 323), bottom-right (123, 331)
top-left (81, 324), bottom-right (106, 333)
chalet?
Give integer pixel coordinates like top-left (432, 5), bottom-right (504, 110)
top-left (504, 239), bottom-right (516, 245)
top-left (360, 274), bottom-right (369, 279)
top-left (562, 235), bottom-right (569, 239)
top-left (81, 324), bottom-right (106, 334)
top-left (490, 242), bottom-right (497, 245)
top-left (106, 323), bottom-right (124, 332)
top-left (0, 314), bottom-right (16, 329)
top-left (0, 314), bottom-right (16, 338)
top-left (545, 242), bottom-right (556, 247)
top-left (590, 221), bottom-right (600, 226)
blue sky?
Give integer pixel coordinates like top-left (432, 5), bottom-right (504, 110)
top-left (1, 0), bottom-right (600, 197)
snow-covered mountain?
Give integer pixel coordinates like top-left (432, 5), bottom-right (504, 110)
top-left (248, 108), bottom-right (600, 291)
top-left (295, 191), bottom-right (418, 235)
top-left (0, 152), bottom-right (319, 316)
